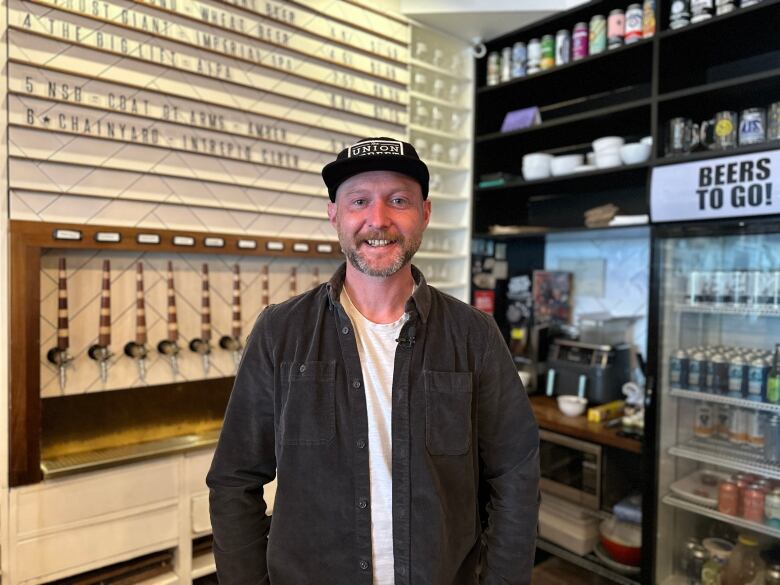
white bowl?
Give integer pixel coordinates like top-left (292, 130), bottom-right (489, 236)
top-left (574, 164), bottom-right (597, 173)
top-left (557, 395), bottom-right (588, 417)
top-left (523, 166), bottom-right (551, 181)
top-left (640, 136), bottom-right (653, 146)
top-left (592, 136), bottom-right (625, 152)
top-left (522, 152), bottom-right (553, 167)
top-left (620, 143), bottom-right (652, 165)
top-left (551, 154), bottom-right (584, 176)
top-left (595, 152), bottom-right (622, 168)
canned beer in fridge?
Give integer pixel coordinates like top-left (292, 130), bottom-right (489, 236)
top-left (670, 349), bottom-right (690, 388)
top-left (743, 484), bottom-right (766, 522)
top-left (710, 353), bottom-right (729, 394)
top-left (714, 271), bottom-right (733, 305)
top-left (716, 404), bottom-right (730, 439)
top-left (689, 351), bottom-right (706, 390)
top-left (764, 415), bottom-right (780, 463)
top-left (728, 407), bottom-right (748, 445)
top-left (748, 357), bottom-right (771, 401)
top-left (728, 356), bottom-right (749, 398)
top-left (747, 410), bottom-right (765, 448)
top-left (718, 480), bottom-right (739, 515)
top-left (734, 271), bottom-right (749, 305)
top-left (695, 402), bottom-right (715, 438)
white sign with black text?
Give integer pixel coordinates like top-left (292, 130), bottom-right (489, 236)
top-left (651, 149), bottom-right (780, 222)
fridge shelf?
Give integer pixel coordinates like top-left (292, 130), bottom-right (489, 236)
top-left (669, 438), bottom-right (780, 479)
top-left (670, 389), bottom-right (780, 413)
top-left (536, 538), bottom-right (641, 585)
top-left (662, 494), bottom-right (780, 539)
top-left (674, 303), bottom-right (780, 318)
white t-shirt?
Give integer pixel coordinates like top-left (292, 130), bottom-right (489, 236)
top-left (341, 289), bottom-right (408, 585)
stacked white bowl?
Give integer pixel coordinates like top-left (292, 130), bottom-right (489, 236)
top-left (550, 153), bottom-right (584, 177)
top-left (522, 153), bottom-right (553, 180)
top-left (591, 136), bottom-right (624, 169)
top-left (619, 136), bottom-right (653, 165)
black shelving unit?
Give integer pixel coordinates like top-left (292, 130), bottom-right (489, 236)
top-left (473, 0), bottom-right (780, 234)
top-left (471, 2), bottom-right (780, 584)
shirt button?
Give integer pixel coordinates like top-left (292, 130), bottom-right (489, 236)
top-left (352, 379), bottom-right (361, 389)
top-left (358, 498), bottom-right (368, 509)
top-left (342, 326), bottom-right (350, 335)
top-left (298, 364), bottom-right (306, 373)
top-left (356, 438), bottom-right (366, 449)
top-left (360, 560), bottom-right (369, 571)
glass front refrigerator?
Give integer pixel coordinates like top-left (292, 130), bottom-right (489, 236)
top-left (647, 217), bottom-right (780, 585)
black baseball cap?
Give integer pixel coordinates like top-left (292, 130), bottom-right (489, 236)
top-left (322, 137), bottom-right (429, 202)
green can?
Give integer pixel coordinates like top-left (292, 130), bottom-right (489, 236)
top-left (589, 14), bottom-right (607, 54)
top-left (540, 34), bottom-right (555, 69)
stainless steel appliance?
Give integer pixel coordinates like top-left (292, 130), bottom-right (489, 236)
top-left (539, 429), bottom-right (602, 510)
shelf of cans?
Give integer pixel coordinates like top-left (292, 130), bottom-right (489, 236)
top-left (485, 1), bottom-right (656, 87)
top-left (667, 0), bottom-right (767, 31)
top-left (665, 102), bottom-right (780, 156)
top-left (670, 438), bottom-right (780, 479)
top-left (663, 494), bottom-right (780, 539)
top-left (671, 389), bottom-right (780, 413)
top-left (680, 270), bottom-right (780, 313)
top-left (675, 304), bottom-right (780, 318)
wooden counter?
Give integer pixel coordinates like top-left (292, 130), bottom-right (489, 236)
top-left (529, 396), bottom-right (642, 454)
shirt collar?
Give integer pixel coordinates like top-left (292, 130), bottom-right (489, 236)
top-left (326, 262), bottom-right (431, 324)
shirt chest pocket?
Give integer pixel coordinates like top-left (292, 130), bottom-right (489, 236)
top-left (424, 370), bottom-right (473, 456)
top-left (280, 360), bottom-right (336, 446)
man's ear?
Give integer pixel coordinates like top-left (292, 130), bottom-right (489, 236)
top-left (327, 201), bottom-right (337, 226)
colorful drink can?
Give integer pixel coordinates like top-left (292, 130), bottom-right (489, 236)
top-left (589, 15), bottom-right (607, 54)
top-left (572, 22), bottom-right (589, 60)
top-left (555, 29), bottom-right (571, 66)
top-left (511, 42), bottom-right (527, 78)
top-left (527, 38), bottom-right (541, 74)
top-left (718, 480), bottom-right (739, 515)
top-left (486, 52), bottom-right (500, 86)
top-left (625, 4), bottom-right (644, 43)
top-left (743, 485), bottom-right (766, 522)
top-left (540, 35), bottom-right (555, 69)
top-left (607, 9), bottom-right (625, 49)
top-left (643, 0), bottom-right (656, 37)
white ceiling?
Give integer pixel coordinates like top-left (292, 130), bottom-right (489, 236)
top-left (400, 0), bottom-right (589, 45)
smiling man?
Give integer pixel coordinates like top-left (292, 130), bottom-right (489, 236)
top-left (207, 137), bottom-right (540, 585)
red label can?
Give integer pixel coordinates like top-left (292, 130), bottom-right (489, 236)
top-left (718, 480), bottom-right (739, 516)
top-left (572, 22), bottom-right (589, 60)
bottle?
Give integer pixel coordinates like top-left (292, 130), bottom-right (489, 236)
top-left (767, 344), bottom-right (780, 403)
top-left (701, 538), bottom-right (734, 585)
top-left (720, 533), bottom-right (764, 585)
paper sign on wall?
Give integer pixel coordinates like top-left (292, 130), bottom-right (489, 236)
top-left (651, 149), bottom-right (780, 222)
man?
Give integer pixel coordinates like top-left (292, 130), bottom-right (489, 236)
top-left (207, 137), bottom-right (539, 585)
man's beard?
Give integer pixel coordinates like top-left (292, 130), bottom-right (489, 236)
top-left (340, 230), bottom-right (422, 277)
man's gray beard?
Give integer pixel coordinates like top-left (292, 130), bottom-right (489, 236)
top-left (342, 235), bottom-right (422, 278)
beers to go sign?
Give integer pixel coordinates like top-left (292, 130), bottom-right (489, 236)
top-left (650, 149), bottom-right (779, 222)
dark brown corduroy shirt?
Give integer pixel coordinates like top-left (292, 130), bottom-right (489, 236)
top-left (207, 264), bottom-right (539, 585)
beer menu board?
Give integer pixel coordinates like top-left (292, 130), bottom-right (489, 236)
top-left (6, 0), bottom-right (409, 394)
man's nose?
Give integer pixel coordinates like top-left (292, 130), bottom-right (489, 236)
top-left (367, 201), bottom-right (391, 228)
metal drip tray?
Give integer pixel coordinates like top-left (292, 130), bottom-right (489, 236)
top-left (41, 430), bottom-right (221, 478)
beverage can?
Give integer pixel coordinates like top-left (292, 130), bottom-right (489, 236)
top-left (607, 9), bottom-right (625, 49)
top-left (733, 270), bottom-right (749, 305)
top-left (728, 407), bottom-right (748, 445)
top-left (527, 38), bottom-right (542, 71)
top-left (589, 15), bottom-right (607, 54)
top-left (714, 270), bottom-right (733, 305)
top-left (767, 343), bottom-right (780, 403)
top-left (742, 484), bottom-right (766, 522)
top-left (555, 29), bottom-right (571, 66)
top-left (625, 4), bottom-right (644, 43)
top-left (747, 357), bottom-right (770, 401)
top-left (689, 351), bottom-right (706, 390)
top-left (695, 402), bottom-right (715, 437)
top-left (718, 480), bottom-right (739, 515)
top-left (643, 0), bottom-right (656, 37)
top-left (486, 52), bottom-right (500, 86)
top-left (765, 488), bottom-right (780, 528)
top-left (500, 46), bottom-right (512, 83)
top-left (540, 35), bottom-right (555, 70)
top-left (716, 404), bottom-right (730, 439)
top-left (765, 415), bottom-right (780, 463)
top-left (728, 356), bottom-right (748, 397)
top-left (691, 0), bottom-right (714, 23)
top-left (688, 546), bottom-right (710, 584)
top-left (511, 42), bottom-right (527, 78)
top-left (687, 271), bottom-right (703, 304)
top-left (739, 108), bottom-right (767, 145)
top-left (671, 349), bottom-right (690, 388)
top-left (670, 0), bottom-right (691, 29)
top-left (710, 353), bottom-right (729, 394)
top-left (747, 410), bottom-right (765, 448)
top-left (572, 22), bottom-right (589, 60)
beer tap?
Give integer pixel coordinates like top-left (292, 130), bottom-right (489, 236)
top-left (189, 263), bottom-right (212, 375)
top-left (261, 264), bottom-right (269, 308)
top-left (124, 262), bottom-right (149, 383)
top-left (289, 266), bottom-right (297, 299)
top-left (156, 261), bottom-right (180, 377)
top-left (311, 266), bottom-right (320, 290)
top-left (46, 257), bottom-right (73, 390)
top-left (88, 260), bottom-right (113, 383)
top-left (219, 263), bottom-right (243, 372)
